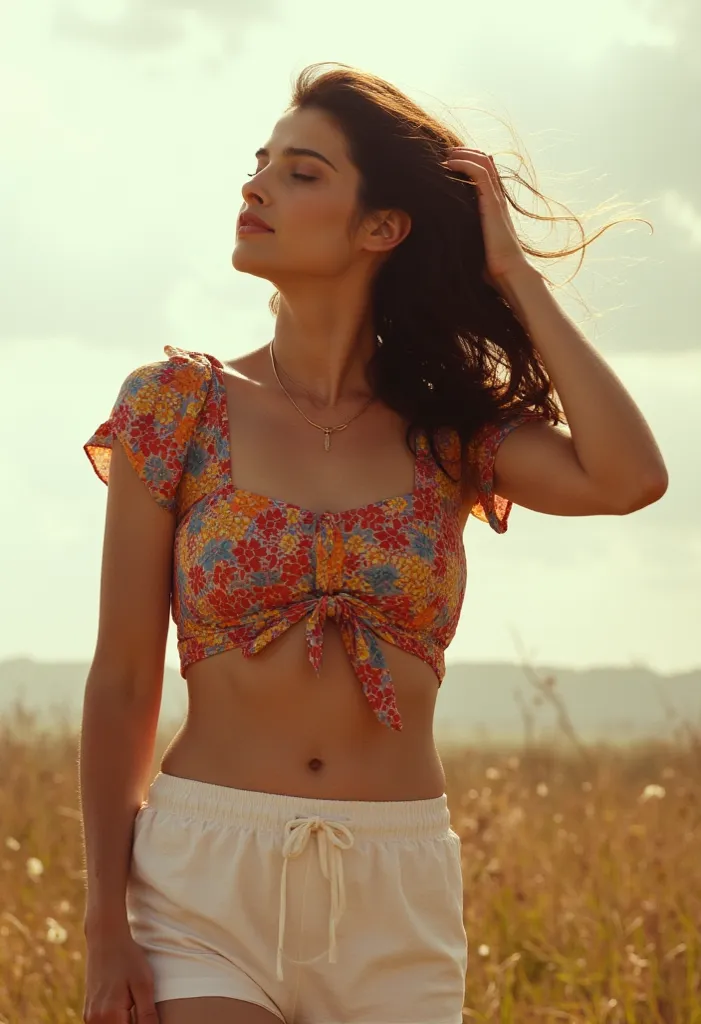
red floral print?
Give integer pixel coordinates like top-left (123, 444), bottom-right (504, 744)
top-left (84, 345), bottom-right (538, 731)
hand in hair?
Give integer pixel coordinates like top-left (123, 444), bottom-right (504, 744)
top-left (444, 149), bottom-right (532, 288)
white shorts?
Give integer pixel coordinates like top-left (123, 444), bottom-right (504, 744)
top-left (126, 771), bottom-right (468, 1023)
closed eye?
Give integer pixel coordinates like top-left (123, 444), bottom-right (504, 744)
top-left (246, 172), bottom-right (317, 181)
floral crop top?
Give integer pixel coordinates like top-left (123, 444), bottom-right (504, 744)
top-left (84, 345), bottom-right (539, 731)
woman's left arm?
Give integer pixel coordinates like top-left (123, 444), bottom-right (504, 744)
top-left (491, 264), bottom-right (668, 517)
top-left (445, 148), bottom-right (668, 518)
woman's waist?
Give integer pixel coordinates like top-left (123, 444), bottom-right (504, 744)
top-left (184, 625), bottom-right (440, 729)
top-left (163, 641), bottom-right (444, 799)
top-left (159, 738), bottom-right (446, 801)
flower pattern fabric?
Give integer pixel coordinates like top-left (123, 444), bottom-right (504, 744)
top-left (84, 345), bottom-right (536, 731)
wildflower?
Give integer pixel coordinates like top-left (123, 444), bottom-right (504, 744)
top-left (5, 837), bottom-right (20, 851)
top-left (505, 806), bottom-right (524, 828)
top-left (477, 944), bottom-right (490, 957)
top-left (536, 782), bottom-right (549, 797)
top-left (627, 949), bottom-right (649, 970)
top-left (26, 857), bottom-right (44, 879)
top-left (485, 767), bottom-right (501, 781)
top-left (639, 784), bottom-right (666, 802)
top-left (46, 918), bottom-right (68, 944)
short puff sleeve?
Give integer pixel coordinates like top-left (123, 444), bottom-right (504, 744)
top-left (466, 410), bottom-right (544, 534)
top-left (83, 345), bottom-right (211, 512)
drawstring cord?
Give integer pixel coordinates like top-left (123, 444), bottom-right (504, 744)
top-left (276, 815), bottom-right (355, 981)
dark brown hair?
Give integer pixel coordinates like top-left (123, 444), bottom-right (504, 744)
top-left (268, 62), bottom-right (652, 482)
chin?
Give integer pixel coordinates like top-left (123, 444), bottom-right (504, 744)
top-left (230, 246), bottom-right (274, 277)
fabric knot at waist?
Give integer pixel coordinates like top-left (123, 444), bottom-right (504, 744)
top-left (276, 814), bottom-right (355, 981)
top-left (319, 592), bottom-right (338, 619)
top-left (304, 591), bottom-right (350, 667)
top-left (304, 590), bottom-right (403, 732)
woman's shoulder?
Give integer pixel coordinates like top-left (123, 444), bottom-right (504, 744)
top-left (83, 345), bottom-right (216, 513)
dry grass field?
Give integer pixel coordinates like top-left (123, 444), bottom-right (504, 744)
top-left (1, 688), bottom-right (699, 1024)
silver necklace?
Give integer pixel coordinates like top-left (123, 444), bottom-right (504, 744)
top-left (269, 338), bottom-right (375, 452)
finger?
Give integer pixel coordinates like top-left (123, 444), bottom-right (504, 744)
top-left (134, 1004), bottom-right (159, 1023)
top-left (446, 155), bottom-right (506, 206)
top-left (446, 147), bottom-right (489, 158)
top-left (131, 984), bottom-right (158, 1022)
top-left (445, 158), bottom-right (496, 200)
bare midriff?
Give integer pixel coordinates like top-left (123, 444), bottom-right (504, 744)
top-left (159, 352), bottom-right (476, 803)
top-left (159, 619), bottom-right (449, 802)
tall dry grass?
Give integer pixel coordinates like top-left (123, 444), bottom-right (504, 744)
top-left (0, 675), bottom-right (699, 1023)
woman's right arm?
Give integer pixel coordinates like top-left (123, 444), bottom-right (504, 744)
top-left (79, 437), bottom-right (175, 1019)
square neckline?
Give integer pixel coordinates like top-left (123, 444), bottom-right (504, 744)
top-left (194, 347), bottom-right (428, 520)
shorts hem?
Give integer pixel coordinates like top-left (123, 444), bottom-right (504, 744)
top-left (322, 1019), bottom-right (463, 1024)
top-left (153, 980), bottom-right (285, 1020)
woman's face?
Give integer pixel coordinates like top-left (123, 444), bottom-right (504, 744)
top-left (231, 107), bottom-right (370, 284)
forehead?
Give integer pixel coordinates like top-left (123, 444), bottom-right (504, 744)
top-left (265, 108), bottom-right (349, 164)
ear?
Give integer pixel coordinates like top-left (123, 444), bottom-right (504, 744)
top-left (363, 208), bottom-right (412, 253)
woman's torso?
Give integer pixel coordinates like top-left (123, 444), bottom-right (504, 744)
top-left (160, 344), bottom-right (476, 801)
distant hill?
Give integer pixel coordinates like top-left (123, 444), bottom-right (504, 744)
top-left (437, 661), bottom-right (701, 745)
top-left (2, 657), bottom-right (699, 745)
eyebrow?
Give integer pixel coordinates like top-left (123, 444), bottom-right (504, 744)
top-left (254, 146), bottom-right (338, 172)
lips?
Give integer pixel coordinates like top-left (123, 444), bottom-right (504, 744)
top-left (239, 211), bottom-right (273, 231)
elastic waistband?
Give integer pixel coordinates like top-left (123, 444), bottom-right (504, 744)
top-left (145, 772), bottom-right (452, 841)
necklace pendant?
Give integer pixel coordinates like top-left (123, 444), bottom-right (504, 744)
top-left (324, 428), bottom-right (331, 452)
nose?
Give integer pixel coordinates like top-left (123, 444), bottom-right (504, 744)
top-left (241, 171), bottom-right (270, 208)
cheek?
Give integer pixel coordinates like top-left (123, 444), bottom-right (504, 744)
top-left (289, 190), bottom-right (351, 244)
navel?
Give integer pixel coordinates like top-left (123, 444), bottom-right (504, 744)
top-left (307, 757), bottom-right (325, 773)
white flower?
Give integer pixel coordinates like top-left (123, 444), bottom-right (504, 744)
top-left (640, 784), bottom-right (665, 802)
top-left (46, 917), bottom-right (68, 944)
top-left (505, 806), bottom-right (524, 828)
top-left (536, 782), bottom-right (549, 797)
top-left (485, 767), bottom-right (501, 781)
top-left (5, 837), bottom-right (20, 851)
top-left (26, 857), bottom-right (44, 879)
top-left (477, 944), bottom-right (490, 957)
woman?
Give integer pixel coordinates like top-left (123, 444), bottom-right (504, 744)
top-left (79, 62), bottom-right (667, 1024)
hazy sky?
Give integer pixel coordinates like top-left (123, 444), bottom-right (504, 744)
top-left (1, 0), bottom-right (699, 680)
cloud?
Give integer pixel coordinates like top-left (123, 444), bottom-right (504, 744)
top-left (3, 0), bottom-right (697, 362)
top-left (53, 0), bottom-right (276, 52)
top-left (438, 0), bottom-right (701, 354)
top-left (637, 0), bottom-right (701, 43)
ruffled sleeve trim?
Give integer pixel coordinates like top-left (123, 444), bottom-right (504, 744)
top-left (466, 410), bottom-right (544, 533)
top-left (83, 346), bottom-right (211, 512)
